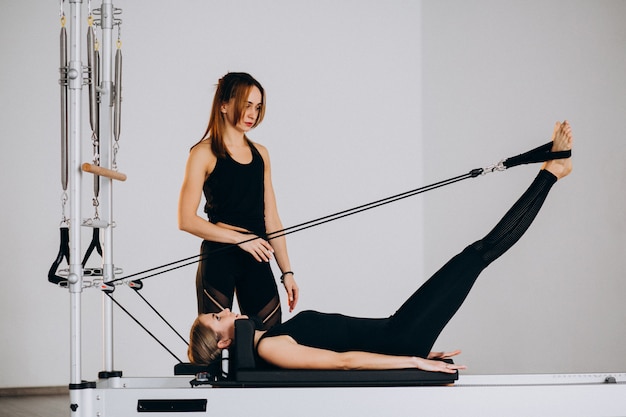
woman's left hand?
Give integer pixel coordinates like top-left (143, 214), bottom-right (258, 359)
top-left (282, 274), bottom-right (299, 312)
top-left (427, 349), bottom-right (462, 360)
top-left (416, 356), bottom-right (467, 374)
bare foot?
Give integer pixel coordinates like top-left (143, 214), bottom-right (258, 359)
top-left (542, 120), bottom-right (573, 180)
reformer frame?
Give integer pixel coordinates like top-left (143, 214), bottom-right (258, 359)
top-left (54, 2), bottom-right (626, 416)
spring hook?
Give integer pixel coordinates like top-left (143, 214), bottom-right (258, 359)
top-left (481, 159), bottom-right (506, 175)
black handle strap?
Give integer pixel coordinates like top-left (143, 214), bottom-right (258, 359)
top-left (48, 227), bottom-right (70, 285)
top-left (82, 227), bottom-right (103, 268)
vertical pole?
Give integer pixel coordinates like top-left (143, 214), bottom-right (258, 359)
top-left (98, 0), bottom-right (116, 375)
top-left (67, 0), bottom-right (84, 388)
top-left (66, 2), bottom-right (99, 416)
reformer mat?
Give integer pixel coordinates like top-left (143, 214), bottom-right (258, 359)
top-left (174, 318), bottom-right (458, 387)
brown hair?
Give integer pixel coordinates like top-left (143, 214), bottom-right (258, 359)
top-left (195, 72), bottom-right (266, 158)
top-left (188, 316), bottom-right (222, 365)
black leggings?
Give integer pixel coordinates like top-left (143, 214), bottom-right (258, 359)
top-left (385, 170), bottom-right (557, 357)
top-left (196, 240), bottom-right (282, 329)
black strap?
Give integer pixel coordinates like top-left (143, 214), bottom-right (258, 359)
top-left (49, 227), bottom-right (104, 285)
top-left (82, 228), bottom-right (103, 267)
top-left (48, 227), bottom-right (70, 285)
top-left (503, 141), bottom-right (571, 169)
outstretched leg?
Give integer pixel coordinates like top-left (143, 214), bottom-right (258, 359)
top-left (476, 120), bottom-right (572, 265)
top-left (386, 121), bottom-right (573, 356)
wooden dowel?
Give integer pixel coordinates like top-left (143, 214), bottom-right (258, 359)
top-left (81, 163), bottom-right (127, 181)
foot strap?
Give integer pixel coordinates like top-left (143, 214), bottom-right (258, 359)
top-left (475, 141), bottom-right (572, 176)
top-left (503, 141), bottom-right (571, 169)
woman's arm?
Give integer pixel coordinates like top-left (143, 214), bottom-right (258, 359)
top-left (257, 336), bottom-right (465, 373)
top-left (256, 144), bottom-right (299, 311)
top-left (178, 143), bottom-right (275, 262)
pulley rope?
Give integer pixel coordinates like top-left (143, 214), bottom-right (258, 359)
top-left (105, 291), bottom-right (184, 363)
top-left (108, 169), bottom-right (476, 285)
top-left (129, 282), bottom-right (189, 346)
top-left (107, 140), bottom-right (570, 285)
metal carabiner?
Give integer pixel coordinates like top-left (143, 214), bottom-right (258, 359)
top-left (481, 159), bottom-right (506, 175)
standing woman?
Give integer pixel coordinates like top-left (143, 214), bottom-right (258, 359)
top-left (178, 72), bottom-right (298, 329)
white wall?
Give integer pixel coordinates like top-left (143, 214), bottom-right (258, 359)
top-left (0, 1), bottom-right (624, 389)
top-left (422, 0), bottom-right (626, 374)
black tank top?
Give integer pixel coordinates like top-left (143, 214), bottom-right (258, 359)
top-left (260, 310), bottom-right (390, 354)
top-left (203, 141), bottom-right (265, 236)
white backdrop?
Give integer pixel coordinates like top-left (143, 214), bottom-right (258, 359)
top-left (422, 0), bottom-right (626, 374)
top-left (0, 1), bottom-right (624, 389)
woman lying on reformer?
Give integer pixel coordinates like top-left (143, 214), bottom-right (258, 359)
top-left (188, 121), bottom-right (573, 374)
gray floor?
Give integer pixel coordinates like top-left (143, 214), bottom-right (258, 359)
top-left (0, 395), bottom-right (69, 417)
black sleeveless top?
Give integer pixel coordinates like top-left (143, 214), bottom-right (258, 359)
top-left (260, 310), bottom-right (390, 354)
top-left (203, 141), bottom-right (266, 236)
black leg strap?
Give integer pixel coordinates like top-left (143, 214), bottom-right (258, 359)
top-left (503, 141), bottom-right (571, 169)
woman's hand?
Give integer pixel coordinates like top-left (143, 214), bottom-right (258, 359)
top-left (415, 355), bottom-right (467, 374)
top-left (237, 235), bottom-right (275, 262)
top-left (281, 273), bottom-right (299, 312)
top-left (427, 349), bottom-right (462, 360)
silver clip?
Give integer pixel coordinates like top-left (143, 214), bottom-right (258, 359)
top-left (481, 159), bottom-right (506, 175)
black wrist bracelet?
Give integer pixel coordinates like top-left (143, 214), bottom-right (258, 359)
top-left (280, 271), bottom-right (294, 284)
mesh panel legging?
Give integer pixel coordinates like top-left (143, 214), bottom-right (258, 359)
top-left (196, 240), bottom-right (282, 330)
top-left (384, 169), bottom-right (557, 357)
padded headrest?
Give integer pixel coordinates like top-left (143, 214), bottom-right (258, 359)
top-left (232, 318), bottom-right (258, 372)
top-left (174, 319), bottom-right (257, 378)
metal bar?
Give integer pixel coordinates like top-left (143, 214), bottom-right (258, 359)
top-left (59, 24), bottom-right (68, 191)
top-left (114, 47), bottom-right (122, 142)
top-left (98, 0), bottom-right (116, 375)
top-left (67, 0), bottom-right (84, 389)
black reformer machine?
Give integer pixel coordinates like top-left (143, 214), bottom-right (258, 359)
top-left (175, 319), bottom-right (459, 387)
